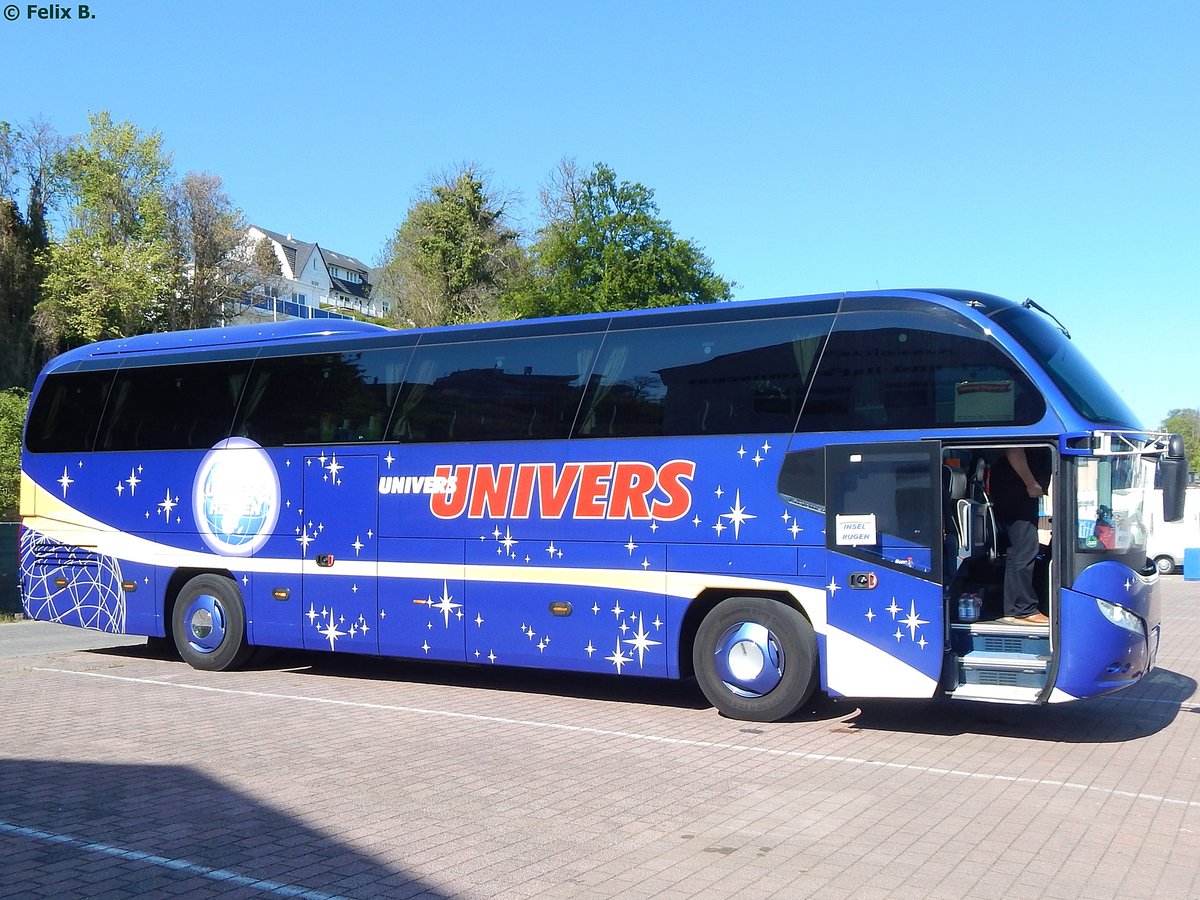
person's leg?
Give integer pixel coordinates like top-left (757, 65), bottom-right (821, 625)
top-left (1003, 518), bottom-right (1040, 618)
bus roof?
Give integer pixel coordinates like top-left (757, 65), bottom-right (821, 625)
top-left (38, 288), bottom-right (1025, 375)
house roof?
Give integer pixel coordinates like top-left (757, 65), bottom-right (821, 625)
top-left (329, 274), bottom-right (369, 300)
top-left (253, 226), bottom-right (369, 282)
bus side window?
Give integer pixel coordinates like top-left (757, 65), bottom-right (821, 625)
top-left (575, 317), bottom-right (831, 439)
top-left (95, 361), bottom-right (249, 451)
top-left (235, 348), bottom-right (409, 447)
top-left (797, 309), bottom-right (1045, 433)
top-left (25, 370), bottom-right (116, 454)
top-left (395, 333), bottom-right (602, 444)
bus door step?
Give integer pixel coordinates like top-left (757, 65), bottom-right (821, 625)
top-left (957, 650), bottom-right (1049, 691)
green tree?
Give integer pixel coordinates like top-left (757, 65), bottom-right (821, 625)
top-left (0, 120), bottom-right (57, 389)
top-left (0, 388), bottom-right (28, 520)
top-left (164, 171), bottom-right (247, 330)
top-left (377, 164), bottom-right (523, 327)
top-left (1162, 408), bottom-right (1200, 476)
top-left (505, 160), bottom-right (734, 319)
top-left (33, 112), bottom-right (176, 351)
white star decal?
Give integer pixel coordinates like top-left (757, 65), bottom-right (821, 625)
top-left (584, 640), bottom-right (597, 657)
top-left (57, 466), bottom-right (73, 496)
top-left (901, 601), bottom-right (928, 641)
top-left (827, 577), bottom-right (841, 596)
top-left (499, 527), bottom-right (518, 554)
top-left (125, 468), bottom-right (140, 495)
top-left (865, 608), bottom-right (876, 622)
top-left (326, 456), bottom-right (343, 482)
top-left (606, 639), bottom-right (631, 674)
top-left (546, 541), bottom-right (558, 558)
top-left (611, 600), bottom-right (624, 618)
top-left (714, 485), bottom-right (724, 498)
top-left (384, 451), bottom-right (395, 468)
top-left (317, 612), bottom-right (346, 650)
top-left (352, 535), bottom-right (364, 556)
top-left (623, 614), bottom-right (662, 667)
top-left (737, 445), bottom-right (747, 459)
top-left (429, 581), bottom-right (461, 627)
top-left (752, 452), bottom-right (764, 466)
top-left (886, 597), bottom-right (902, 619)
top-left (625, 536), bottom-right (638, 555)
top-left (157, 489), bottom-right (177, 519)
top-left (719, 490), bottom-right (756, 539)
top-left (297, 527), bottom-right (314, 556)
top-left (115, 482), bottom-right (124, 496)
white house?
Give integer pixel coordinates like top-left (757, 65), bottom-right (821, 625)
top-left (235, 226), bottom-right (390, 322)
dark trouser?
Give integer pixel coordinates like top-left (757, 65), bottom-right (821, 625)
top-left (1003, 518), bottom-right (1040, 617)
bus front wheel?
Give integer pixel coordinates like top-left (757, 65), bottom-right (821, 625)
top-left (1154, 555), bottom-right (1176, 575)
top-left (172, 574), bottom-right (252, 671)
top-left (692, 597), bottom-right (818, 722)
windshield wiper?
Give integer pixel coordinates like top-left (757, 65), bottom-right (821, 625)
top-left (1022, 297), bottom-right (1072, 340)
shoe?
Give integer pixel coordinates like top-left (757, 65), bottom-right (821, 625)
top-left (1000, 612), bottom-right (1050, 626)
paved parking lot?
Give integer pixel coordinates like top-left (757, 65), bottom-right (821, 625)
top-left (2, 578), bottom-right (1199, 899)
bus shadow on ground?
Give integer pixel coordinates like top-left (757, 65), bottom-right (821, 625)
top-left (273, 646), bottom-right (723, 714)
top-left (101, 640), bottom-right (723, 714)
top-left (97, 642), bottom-right (1189, 737)
top-left (823, 667), bottom-right (1197, 742)
top-left (0, 759), bottom-right (445, 899)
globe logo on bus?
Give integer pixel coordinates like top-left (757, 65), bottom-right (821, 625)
top-left (193, 437), bottom-right (281, 556)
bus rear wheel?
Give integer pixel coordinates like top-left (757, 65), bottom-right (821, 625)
top-left (692, 597), bottom-right (818, 722)
top-left (172, 574), bottom-right (252, 671)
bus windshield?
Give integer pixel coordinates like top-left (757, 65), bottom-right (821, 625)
top-left (1071, 451), bottom-right (1156, 570)
top-left (992, 305), bottom-right (1142, 428)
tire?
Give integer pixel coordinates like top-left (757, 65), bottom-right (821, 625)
top-left (692, 596), bottom-right (818, 722)
top-left (171, 574), bottom-right (252, 671)
top-left (1154, 555), bottom-right (1176, 575)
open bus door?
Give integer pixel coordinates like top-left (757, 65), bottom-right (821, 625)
top-left (822, 441), bottom-right (945, 698)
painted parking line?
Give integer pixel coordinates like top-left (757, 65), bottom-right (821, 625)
top-left (34, 666), bottom-right (1200, 811)
top-left (0, 819), bottom-right (350, 900)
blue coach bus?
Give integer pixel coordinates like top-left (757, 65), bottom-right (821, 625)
top-left (17, 290), bottom-right (1189, 722)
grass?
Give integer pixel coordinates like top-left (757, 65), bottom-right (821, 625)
top-left (0, 611), bottom-right (23, 623)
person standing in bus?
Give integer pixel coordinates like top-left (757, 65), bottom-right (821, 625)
top-left (992, 446), bottom-right (1052, 625)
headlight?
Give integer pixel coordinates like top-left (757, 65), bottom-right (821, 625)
top-left (1096, 598), bottom-right (1145, 636)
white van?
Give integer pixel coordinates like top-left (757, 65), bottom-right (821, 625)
top-left (1146, 487), bottom-right (1200, 573)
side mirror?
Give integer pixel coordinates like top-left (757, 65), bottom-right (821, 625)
top-left (1161, 434), bottom-right (1188, 522)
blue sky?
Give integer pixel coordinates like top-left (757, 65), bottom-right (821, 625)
top-left (3, 0), bottom-right (1197, 428)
